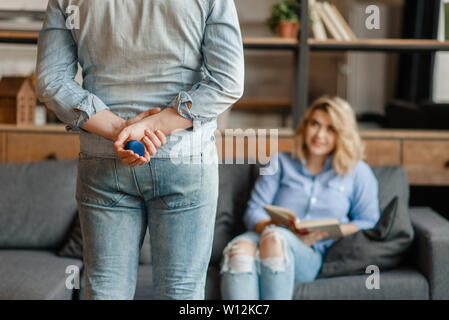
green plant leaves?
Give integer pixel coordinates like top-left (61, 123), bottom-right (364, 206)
top-left (267, 0), bottom-right (301, 33)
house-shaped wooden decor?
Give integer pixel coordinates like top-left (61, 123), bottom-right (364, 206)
top-left (0, 77), bottom-right (36, 125)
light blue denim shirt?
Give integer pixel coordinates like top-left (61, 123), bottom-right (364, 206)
top-left (244, 152), bottom-right (381, 255)
top-left (36, 0), bottom-right (244, 158)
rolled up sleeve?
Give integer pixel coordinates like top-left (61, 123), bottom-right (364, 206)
top-left (35, 0), bottom-right (109, 132)
top-left (168, 0), bottom-right (245, 122)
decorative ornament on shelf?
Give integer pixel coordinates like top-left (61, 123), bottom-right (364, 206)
top-left (267, 0), bottom-right (301, 39)
top-left (0, 76), bottom-right (36, 125)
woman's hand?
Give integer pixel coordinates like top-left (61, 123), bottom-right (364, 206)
top-left (289, 219), bottom-right (329, 246)
top-left (294, 230), bottom-right (329, 247)
top-left (255, 219), bottom-right (279, 234)
top-left (114, 109), bottom-right (167, 168)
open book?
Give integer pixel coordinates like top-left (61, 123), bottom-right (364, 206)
top-left (263, 204), bottom-right (343, 240)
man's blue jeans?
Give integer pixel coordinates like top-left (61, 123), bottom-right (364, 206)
top-left (76, 152), bottom-right (218, 299)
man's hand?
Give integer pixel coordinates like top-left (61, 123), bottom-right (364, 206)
top-left (114, 107), bottom-right (192, 168)
top-left (114, 109), bottom-right (167, 168)
top-left (118, 108), bottom-right (163, 134)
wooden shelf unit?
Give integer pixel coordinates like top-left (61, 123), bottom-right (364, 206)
top-left (309, 39), bottom-right (449, 52)
top-left (0, 30), bottom-right (39, 44)
top-left (243, 37), bottom-right (449, 52)
top-left (232, 98), bottom-right (291, 113)
top-left (4, 31), bottom-right (449, 51)
top-left (214, 128), bottom-right (449, 186)
top-left (2, 25), bottom-right (449, 122)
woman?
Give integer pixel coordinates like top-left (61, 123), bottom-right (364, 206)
top-left (36, 0), bottom-right (244, 299)
top-left (220, 96), bottom-right (380, 300)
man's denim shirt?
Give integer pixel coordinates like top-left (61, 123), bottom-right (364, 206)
top-left (36, 0), bottom-right (244, 158)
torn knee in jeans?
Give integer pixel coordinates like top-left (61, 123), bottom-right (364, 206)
top-left (221, 239), bottom-right (257, 274)
top-left (260, 228), bottom-right (287, 272)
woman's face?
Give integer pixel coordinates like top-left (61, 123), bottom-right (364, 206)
top-left (304, 109), bottom-right (337, 158)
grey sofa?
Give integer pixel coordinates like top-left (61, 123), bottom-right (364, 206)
top-left (1, 159), bottom-right (448, 300)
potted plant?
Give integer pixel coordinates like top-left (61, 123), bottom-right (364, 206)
top-left (267, 0), bottom-right (301, 38)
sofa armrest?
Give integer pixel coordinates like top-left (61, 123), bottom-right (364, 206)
top-left (410, 207), bottom-right (449, 300)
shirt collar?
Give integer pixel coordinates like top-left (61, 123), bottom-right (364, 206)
top-left (299, 154), bottom-right (334, 177)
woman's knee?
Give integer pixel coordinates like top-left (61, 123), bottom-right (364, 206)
top-left (259, 227), bottom-right (288, 272)
top-left (221, 239), bottom-right (257, 274)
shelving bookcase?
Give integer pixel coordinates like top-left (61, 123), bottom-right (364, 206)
top-left (243, 0), bottom-right (449, 129)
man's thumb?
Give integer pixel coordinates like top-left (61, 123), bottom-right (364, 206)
top-left (116, 128), bottom-right (129, 146)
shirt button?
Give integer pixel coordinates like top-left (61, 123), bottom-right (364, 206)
top-left (311, 197), bottom-right (317, 204)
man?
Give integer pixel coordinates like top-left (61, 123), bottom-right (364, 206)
top-left (36, 0), bottom-right (244, 299)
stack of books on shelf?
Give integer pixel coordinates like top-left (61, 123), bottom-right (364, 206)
top-left (309, 0), bottom-right (357, 41)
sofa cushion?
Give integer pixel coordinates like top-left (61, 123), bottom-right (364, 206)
top-left (57, 212), bottom-right (83, 258)
top-left (210, 164), bottom-right (253, 266)
top-left (0, 250), bottom-right (83, 300)
top-left (0, 159), bottom-right (78, 249)
top-left (371, 166), bottom-right (409, 209)
top-left (295, 267), bottom-right (428, 300)
top-left (318, 196), bottom-right (415, 278)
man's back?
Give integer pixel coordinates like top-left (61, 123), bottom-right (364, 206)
top-left (37, 0), bottom-right (244, 158)
top-left (58, 0), bottom-right (206, 110)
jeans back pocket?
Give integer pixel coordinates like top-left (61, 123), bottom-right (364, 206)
top-left (76, 153), bottom-right (123, 207)
top-left (152, 154), bottom-right (203, 210)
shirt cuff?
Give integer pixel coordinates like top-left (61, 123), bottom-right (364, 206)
top-left (244, 209), bottom-right (271, 231)
top-left (352, 219), bottom-right (377, 231)
top-left (66, 94), bottom-right (109, 132)
top-left (168, 91), bottom-right (195, 121)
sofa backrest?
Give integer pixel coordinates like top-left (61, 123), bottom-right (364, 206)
top-left (0, 159), bottom-right (78, 250)
top-left (371, 166), bottom-right (409, 209)
top-left (210, 162), bottom-right (410, 266)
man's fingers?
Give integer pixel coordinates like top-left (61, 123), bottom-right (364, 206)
top-left (128, 158), bottom-right (140, 168)
top-left (131, 156), bottom-right (149, 168)
top-left (144, 151), bottom-right (151, 163)
top-left (134, 108), bottom-right (161, 122)
top-left (145, 130), bottom-right (162, 148)
top-left (121, 154), bottom-right (139, 165)
top-left (117, 150), bottom-right (135, 160)
top-left (142, 136), bottom-right (157, 155)
top-left (154, 129), bottom-right (167, 145)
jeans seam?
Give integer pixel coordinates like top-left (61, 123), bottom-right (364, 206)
top-left (113, 159), bottom-right (121, 194)
top-left (130, 167), bottom-right (143, 197)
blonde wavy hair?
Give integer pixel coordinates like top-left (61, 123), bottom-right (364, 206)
top-left (292, 96), bottom-right (365, 175)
